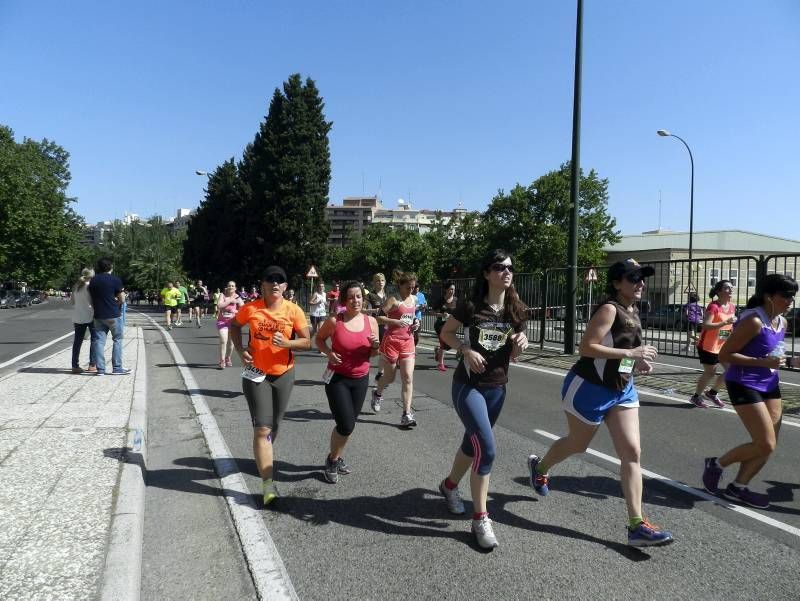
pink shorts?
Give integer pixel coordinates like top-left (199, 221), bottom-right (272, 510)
top-left (216, 318), bottom-right (233, 330)
top-left (380, 335), bottom-right (415, 364)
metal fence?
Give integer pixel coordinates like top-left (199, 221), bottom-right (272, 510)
top-left (418, 253), bottom-right (799, 358)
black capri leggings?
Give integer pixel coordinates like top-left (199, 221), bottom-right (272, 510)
top-left (242, 369), bottom-right (295, 433)
top-left (325, 373), bottom-right (369, 436)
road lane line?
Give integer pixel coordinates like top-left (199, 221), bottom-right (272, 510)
top-left (0, 331), bottom-right (72, 369)
top-left (139, 312), bottom-right (298, 601)
top-left (532, 428), bottom-right (800, 539)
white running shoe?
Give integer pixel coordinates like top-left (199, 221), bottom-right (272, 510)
top-left (371, 389), bottom-right (382, 413)
top-left (401, 412), bottom-right (416, 427)
top-left (472, 515), bottom-right (499, 549)
top-left (439, 480), bottom-right (465, 515)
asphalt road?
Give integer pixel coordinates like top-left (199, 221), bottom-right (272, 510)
top-left (5, 304), bottom-right (800, 599)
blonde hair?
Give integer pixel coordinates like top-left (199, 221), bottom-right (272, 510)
top-left (372, 272), bottom-right (386, 285)
top-left (74, 268), bottom-right (94, 292)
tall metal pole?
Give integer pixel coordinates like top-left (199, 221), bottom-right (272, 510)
top-left (565, 0), bottom-right (583, 354)
top-left (671, 134), bottom-right (695, 287)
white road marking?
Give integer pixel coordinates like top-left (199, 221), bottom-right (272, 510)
top-left (533, 428), bottom-right (800, 539)
top-left (139, 312), bottom-right (298, 601)
top-left (0, 332), bottom-right (72, 369)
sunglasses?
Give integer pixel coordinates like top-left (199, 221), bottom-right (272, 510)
top-left (490, 263), bottom-right (515, 273)
top-left (264, 275), bottom-right (286, 284)
top-left (625, 272), bottom-right (645, 284)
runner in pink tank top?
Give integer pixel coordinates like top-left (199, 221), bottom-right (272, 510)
top-left (316, 282), bottom-right (380, 484)
top-left (373, 270), bottom-right (420, 428)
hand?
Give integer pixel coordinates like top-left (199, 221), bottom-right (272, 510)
top-left (463, 348), bottom-right (487, 374)
top-left (764, 355), bottom-right (782, 370)
top-left (632, 345), bottom-right (658, 362)
top-left (367, 333), bottom-right (380, 349)
top-left (510, 332), bottom-right (528, 361)
top-left (411, 319), bottom-right (420, 332)
top-left (726, 316), bottom-right (736, 325)
top-left (327, 352), bottom-right (343, 366)
top-left (239, 349), bottom-right (254, 365)
top-left (272, 332), bottom-right (289, 348)
top-left (635, 359), bottom-right (653, 374)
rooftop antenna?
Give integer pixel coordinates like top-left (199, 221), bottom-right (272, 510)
top-left (658, 189), bottom-right (662, 230)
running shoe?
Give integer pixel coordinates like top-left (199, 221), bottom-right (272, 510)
top-left (335, 457), bottom-right (352, 475)
top-left (401, 412), bottom-right (416, 428)
top-left (527, 454), bottom-right (550, 496)
top-left (324, 457), bottom-right (338, 484)
top-left (197, 322), bottom-right (202, 328)
top-left (262, 480), bottom-right (279, 506)
top-left (111, 368), bottom-right (132, 376)
top-left (689, 394), bottom-right (707, 408)
top-left (437, 364), bottom-right (446, 372)
top-left (176, 321), bottom-right (183, 326)
top-left (86, 365), bottom-right (98, 374)
top-left (439, 479), bottom-right (465, 515)
top-left (218, 360), bottom-right (225, 370)
top-left (371, 389), bottom-right (382, 413)
top-left (225, 357), bottom-right (233, 367)
top-left (472, 515), bottom-right (499, 549)
top-left (702, 457), bottom-right (723, 493)
top-left (627, 519), bottom-right (674, 547)
top-left (167, 325), bottom-right (173, 331)
top-left (703, 390), bottom-right (725, 408)
top-left (722, 483), bottom-right (769, 509)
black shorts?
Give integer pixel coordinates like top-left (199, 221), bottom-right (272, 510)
top-left (725, 380), bottom-right (781, 406)
top-left (163, 305), bottom-right (178, 314)
top-left (189, 300), bottom-right (205, 309)
top-left (697, 348), bottom-right (719, 365)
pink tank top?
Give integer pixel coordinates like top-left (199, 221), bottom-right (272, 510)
top-left (385, 300), bottom-right (416, 341)
top-left (330, 314), bottom-right (374, 378)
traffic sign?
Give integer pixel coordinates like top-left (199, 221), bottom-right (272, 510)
top-left (684, 283), bottom-right (696, 293)
top-left (585, 268), bottom-right (598, 282)
top-left (305, 265), bottom-right (319, 278)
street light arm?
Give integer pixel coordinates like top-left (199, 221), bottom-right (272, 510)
top-left (668, 134), bottom-right (694, 173)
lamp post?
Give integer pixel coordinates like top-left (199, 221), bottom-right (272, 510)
top-left (657, 129), bottom-right (695, 298)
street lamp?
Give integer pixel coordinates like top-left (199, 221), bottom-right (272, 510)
top-left (657, 129), bottom-right (695, 297)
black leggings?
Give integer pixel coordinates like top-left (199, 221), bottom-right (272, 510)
top-left (325, 373), bottom-right (369, 436)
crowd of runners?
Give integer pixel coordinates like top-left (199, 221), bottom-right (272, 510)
top-left (69, 252), bottom-right (799, 551)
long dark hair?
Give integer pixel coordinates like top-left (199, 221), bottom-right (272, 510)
top-left (337, 280), bottom-right (364, 306)
top-left (463, 249), bottom-right (527, 327)
top-left (709, 280), bottom-right (732, 299)
top-left (746, 274), bottom-right (798, 309)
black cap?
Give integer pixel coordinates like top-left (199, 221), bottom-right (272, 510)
top-left (608, 258), bottom-right (655, 281)
top-left (260, 266), bottom-right (287, 282)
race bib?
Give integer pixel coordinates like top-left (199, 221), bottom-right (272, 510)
top-left (242, 365), bottom-right (266, 383)
top-left (477, 326), bottom-right (510, 352)
top-left (400, 313), bottom-right (414, 326)
top-left (719, 328), bottom-right (731, 340)
top-left (618, 358), bottom-right (635, 374)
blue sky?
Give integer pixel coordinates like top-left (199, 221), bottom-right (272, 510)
top-left (2, 1), bottom-right (798, 239)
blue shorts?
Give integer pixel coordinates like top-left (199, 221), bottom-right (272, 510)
top-left (561, 370), bottom-right (639, 425)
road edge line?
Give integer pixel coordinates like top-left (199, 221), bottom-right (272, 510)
top-left (0, 331), bottom-right (72, 371)
top-left (101, 326), bottom-right (148, 601)
top-left (532, 428), bottom-right (800, 538)
top-left (140, 312), bottom-right (298, 601)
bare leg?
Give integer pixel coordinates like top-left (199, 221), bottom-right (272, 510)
top-left (447, 448), bottom-right (473, 485)
top-left (398, 357), bottom-right (415, 413)
top-left (329, 429), bottom-right (349, 460)
top-left (470, 472), bottom-right (490, 514)
top-left (694, 363), bottom-right (718, 396)
top-left (218, 327), bottom-right (229, 363)
top-left (605, 406), bottom-right (643, 519)
top-left (539, 412), bottom-right (599, 470)
top-left (376, 357), bottom-right (396, 394)
top-left (720, 399), bottom-right (781, 485)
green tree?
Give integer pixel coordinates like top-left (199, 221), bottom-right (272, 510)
top-left (239, 73), bottom-right (332, 287)
top-left (0, 126), bottom-right (85, 287)
top-left (481, 162), bottom-right (620, 274)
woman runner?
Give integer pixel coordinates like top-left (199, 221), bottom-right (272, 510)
top-left (372, 270), bottom-right (419, 427)
top-left (365, 272), bottom-right (388, 388)
top-left (527, 258), bottom-right (674, 548)
top-left (315, 281), bottom-right (380, 483)
top-left (309, 281), bottom-right (327, 338)
top-left (690, 280), bottom-right (736, 408)
top-left (438, 250), bottom-right (528, 549)
top-left (230, 266), bottom-right (311, 506)
top-left (702, 274), bottom-right (799, 508)
top-left (433, 280), bottom-right (458, 371)
top-left (215, 281), bottom-right (244, 369)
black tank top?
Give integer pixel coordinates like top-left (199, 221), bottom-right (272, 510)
top-left (572, 299), bottom-right (642, 391)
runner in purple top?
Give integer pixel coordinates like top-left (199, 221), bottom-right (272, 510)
top-left (701, 274), bottom-right (800, 508)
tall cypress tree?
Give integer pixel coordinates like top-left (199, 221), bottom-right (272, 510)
top-left (239, 74), bottom-right (332, 285)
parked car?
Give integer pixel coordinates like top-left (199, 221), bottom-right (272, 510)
top-left (28, 290), bottom-right (45, 304)
top-left (0, 292), bottom-right (10, 309)
top-left (10, 291), bottom-right (31, 308)
top-left (640, 303), bottom-right (690, 330)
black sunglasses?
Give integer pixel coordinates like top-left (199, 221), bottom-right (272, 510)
top-left (490, 263), bottom-right (515, 273)
top-left (264, 275), bottom-right (286, 284)
top-left (625, 272), bottom-right (645, 284)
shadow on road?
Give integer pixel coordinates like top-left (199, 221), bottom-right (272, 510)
top-left (162, 387), bottom-right (242, 399)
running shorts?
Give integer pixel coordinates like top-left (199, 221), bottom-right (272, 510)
top-left (561, 370), bottom-right (639, 425)
top-left (697, 348), bottom-right (720, 365)
top-left (242, 369), bottom-right (295, 430)
top-left (726, 380), bottom-right (781, 406)
top-left (379, 335), bottom-right (415, 364)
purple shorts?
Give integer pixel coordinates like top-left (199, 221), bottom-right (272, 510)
top-left (216, 318), bottom-right (233, 330)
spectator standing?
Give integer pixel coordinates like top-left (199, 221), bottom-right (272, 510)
top-left (71, 268), bottom-right (98, 374)
top-left (413, 283), bottom-right (427, 346)
top-left (88, 258), bottom-right (130, 375)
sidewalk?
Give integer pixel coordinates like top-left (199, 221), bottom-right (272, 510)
top-left (0, 327), bottom-right (145, 601)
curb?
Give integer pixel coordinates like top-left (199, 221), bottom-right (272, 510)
top-left (100, 327), bottom-right (148, 601)
top-left (138, 311), bottom-right (298, 601)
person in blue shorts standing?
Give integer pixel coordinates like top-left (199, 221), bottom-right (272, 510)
top-left (526, 259), bottom-right (673, 548)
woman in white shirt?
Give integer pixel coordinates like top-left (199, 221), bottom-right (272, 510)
top-left (309, 281), bottom-right (327, 337)
top-left (71, 268), bottom-right (98, 374)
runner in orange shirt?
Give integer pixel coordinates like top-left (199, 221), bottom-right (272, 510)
top-left (230, 265), bottom-right (311, 506)
top-left (690, 280), bottom-right (736, 408)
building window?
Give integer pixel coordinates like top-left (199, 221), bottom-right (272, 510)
top-left (728, 269), bottom-right (738, 287)
top-left (709, 268), bottom-right (720, 287)
top-left (747, 270), bottom-right (757, 287)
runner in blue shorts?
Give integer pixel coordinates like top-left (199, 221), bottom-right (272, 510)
top-left (526, 258), bottom-right (674, 548)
